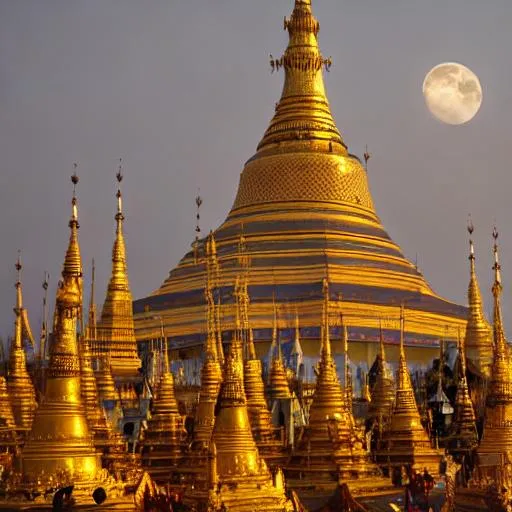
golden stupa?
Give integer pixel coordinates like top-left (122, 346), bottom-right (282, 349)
top-left (455, 230), bottom-right (512, 511)
top-left (19, 174), bottom-right (101, 483)
top-left (96, 166), bottom-right (141, 381)
top-left (366, 323), bottom-right (395, 441)
top-left (284, 279), bottom-right (388, 499)
top-left (475, 230), bottom-right (512, 457)
top-left (447, 331), bottom-right (478, 454)
top-left (7, 256), bottom-right (37, 436)
top-left (464, 222), bottom-right (493, 377)
top-left (134, 0), bottom-right (467, 363)
top-left (375, 306), bottom-right (443, 476)
top-left (192, 233), bottom-right (223, 446)
top-left (267, 299), bottom-right (292, 402)
top-left (183, 316), bottom-right (296, 512)
top-left (141, 349), bottom-right (185, 483)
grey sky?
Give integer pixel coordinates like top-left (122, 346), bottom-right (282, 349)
top-left (0, 0), bottom-right (510, 344)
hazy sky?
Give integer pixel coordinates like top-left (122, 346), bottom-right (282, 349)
top-left (0, 0), bottom-right (511, 343)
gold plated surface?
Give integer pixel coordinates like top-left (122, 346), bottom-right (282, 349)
top-left (376, 306), bottom-right (443, 476)
top-left (97, 168), bottom-right (141, 380)
top-left (447, 331), bottom-right (478, 452)
top-left (193, 233), bottom-right (222, 445)
top-left (464, 224), bottom-right (493, 377)
top-left (285, 279), bottom-right (387, 494)
top-left (20, 176), bottom-right (100, 482)
top-left (367, 323), bottom-right (395, 432)
top-left (141, 349), bottom-right (184, 483)
top-left (134, 0), bottom-right (467, 356)
top-left (7, 257), bottom-right (37, 435)
top-left (267, 299), bottom-right (292, 402)
top-left (477, 231), bottom-right (512, 456)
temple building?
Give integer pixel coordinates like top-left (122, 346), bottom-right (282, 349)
top-left (133, 0), bottom-right (467, 364)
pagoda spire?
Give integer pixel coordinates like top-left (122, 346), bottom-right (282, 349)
top-left (376, 304), bottom-right (443, 475)
top-left (21, 171), bottom-right (100, 482)
top-left (7, 253), bottom-right (37, 435)
top-left (193, 233), bottom-right (223, 444)
top-left (448, 329), bottom-right (478, 452)
top-left (477, 227), bottom-right (512, 457)
top-left (367, 321), bottom-right (395, 430)
top-left (98, 160), bottom-right (141, 379)
top-left (341, 313), bottom-right (353, 414)
top-left (267, 295), bottom-right (291, 401)
top-left (464, 219), bottom-right (493, 376)
top-left (86, 259), bottom-right (97, 341)
top-left (141, 346), bottom-right (184, 482)
top-left (259, 0), bottom-right (343, 152)
top-left (305, 278), bottom-right (350, 442)
top-left (183, 321), bottom-right (296, 512)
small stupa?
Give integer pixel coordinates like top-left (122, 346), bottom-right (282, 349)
top-left (7, 256), bottom-right (37, 436)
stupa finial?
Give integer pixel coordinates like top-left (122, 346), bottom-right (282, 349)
top-left (63, 167), bottom-right (82, 278)
top-left (379, 319), bottom-right (386, 361)
top-left (492, 227), bottom-right (506, 353)
top-left (259, 0), bottom-right (342, 152)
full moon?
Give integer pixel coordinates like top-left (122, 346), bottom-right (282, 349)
top-left (422, 62), bottom-right (483, 125)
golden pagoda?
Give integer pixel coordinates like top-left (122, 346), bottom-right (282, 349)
top-left (447, 330), bottom-right (477, 454)
top-left (0, 376), bottom-right (18, 461)
top-left (366, 323), bottom-right (395, 442)
top-left (267, 298), bottom-right (292, 402)
top-left (455, 230), bottom-right (512, 511)
top-left (476, 229), bottom-right (512, 458)
top-left (285, 279), bottom-right (387, 499)
top-left (20, 173), bottom-right (101, 483)
top-left (7, 256), bottom-right (37, 436)
top-left (95, 356), bottom-right (120, 406)
top-left (134, 0), bottom-right (467, 362)
top-left (97, 164), bottom-right (141, 381)
top-left (464, 221), bottom-right (493, 377)
top-left (237, 234), bottom-right (276, 442)
top-left (141, 348), bottom-right (185, 483)
top-left (375, 306), bottom-right (443, 477)
top-left (192, 233), bottom-right (222, 445)
top-left (183, 321), bottom-right (296, 512)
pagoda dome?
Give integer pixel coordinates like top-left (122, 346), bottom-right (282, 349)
top-left (134, 0), bottom-right (466, 360)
